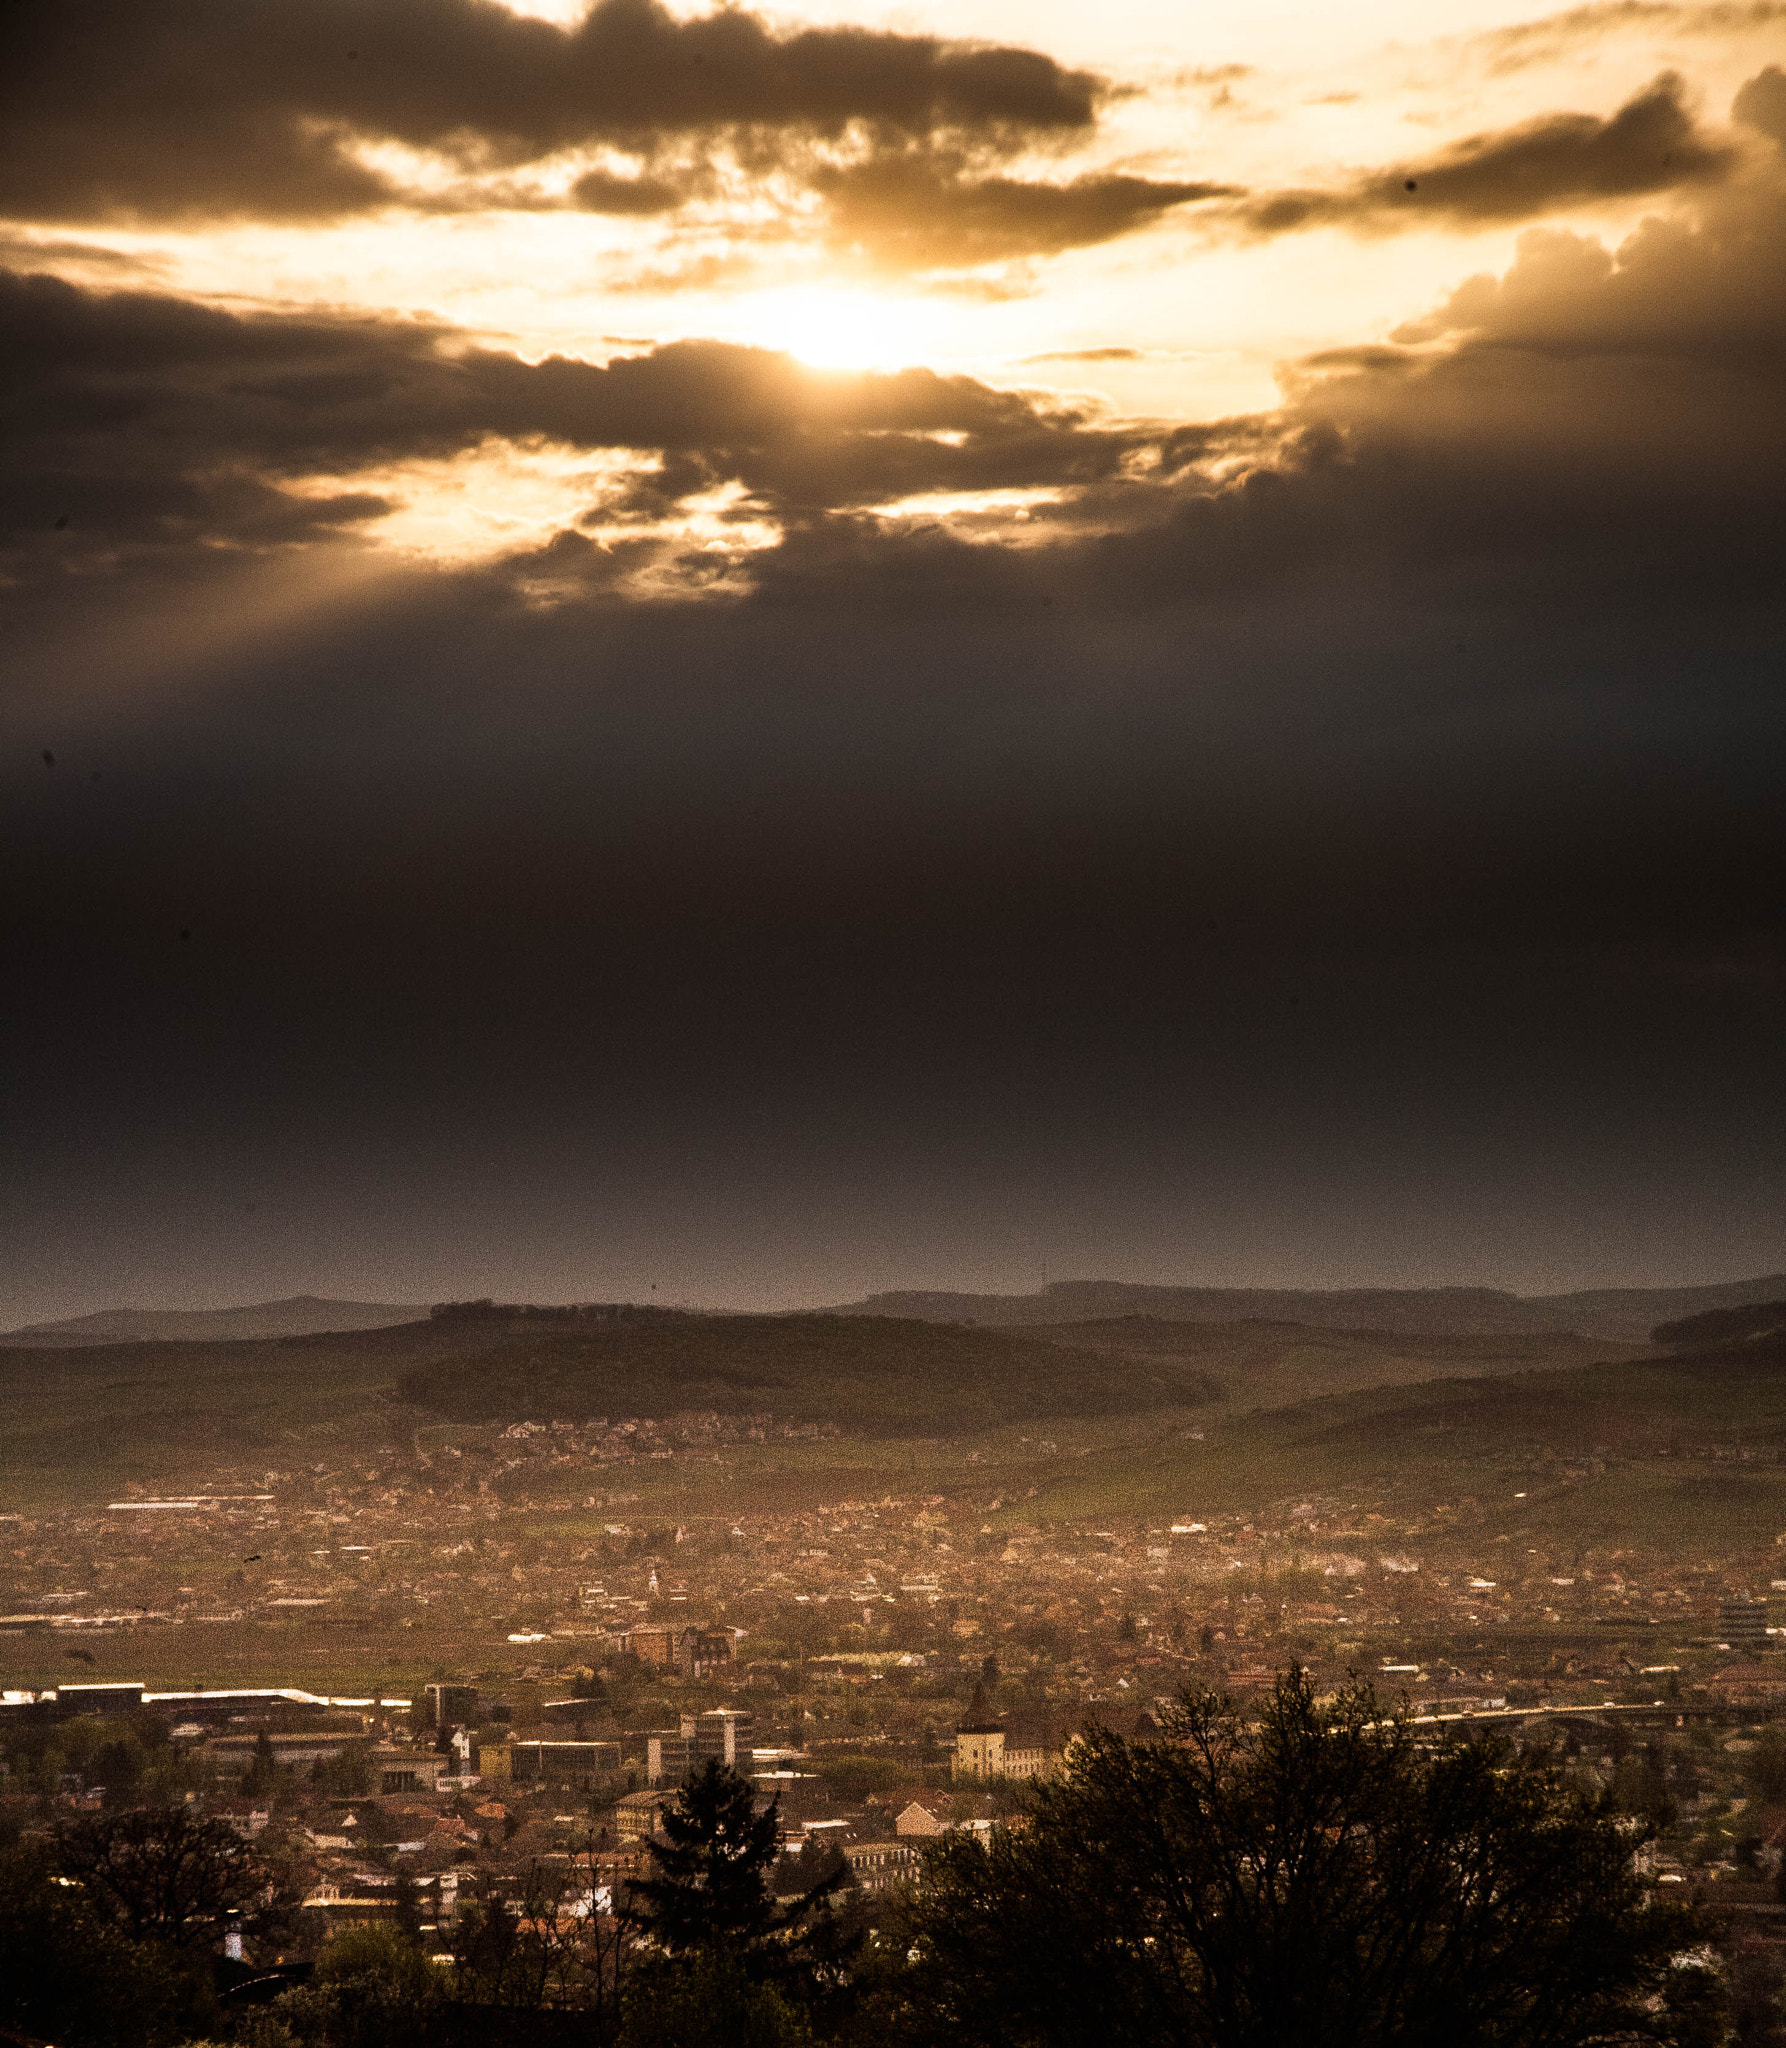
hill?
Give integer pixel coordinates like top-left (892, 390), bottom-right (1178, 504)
top-left (392, 1312), bottom-right (1223, 1435)
top-left (0, 1299), bottom-right (1768, 1525)
top-left (1653, 1299), bottom-right (1786, 1349)
top-left (0, 1294), bottom-right (426, 1346)
top-left (1005, 1326), bottom-right (1786, 1546)
top-left (0, 1308), bottom-right (1223, 1506)
top-left (1022, 1316), bottom-right (1637, 1409)
top-left (831, 1272), bottom-right (1786, 1342)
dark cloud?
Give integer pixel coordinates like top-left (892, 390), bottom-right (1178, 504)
top-left (1734, 62), bottom-right (1786, 142)
top-left (723, 91), bottom-right (1786, 638)
top-left (565, 168), bottom-right (695, 216)
top-left (813, 155), bottom-right (1239, 267)
top-left (0, 0), bottom-right (1100, 225)
top-left (8, 64), bottom-right (1786, 617)
top-left (1234, 72), bottom-right (1732, 237)
top-left (0, 267), bottom-right (1142, 597)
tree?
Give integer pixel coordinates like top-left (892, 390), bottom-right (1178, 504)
top-left (0, 1842), bottom-right (192, 2048)
top-left (445, 1840), bottom-right (644, 2044)
top-left (242, 1730), bottom-right (282, 1798)
top-left (453, 1860), bottom-right (594, 2011)
top-left (630, 1760), bottom-right (846, 1981)
top-left (621, 1950), bottom-right (814, 2048)
top-left (57, 1802), bottom-right (269, 1957)
top-left (893, 1667), bottom-right (1718, 2048)
top-left (269, 1923), bottom-right (441, 2048)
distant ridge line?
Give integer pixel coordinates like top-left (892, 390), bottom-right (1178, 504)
top-left (0, 1295), bottom-right (426, 1346)
top-left (7, 1271), bottom-right (1785, 1350)
top-left (822, 1273), bottom-right (1786, 1343)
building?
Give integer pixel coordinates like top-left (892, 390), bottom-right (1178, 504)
top-left (1720, 1597), bottom-right (1770, 1649)
top-left (842, 1841), bottom-right (921, 1896)
top-left (510, 1739), bottom-right (621, 1784)
top-left (373, 1744), bottom-right (447, 1794)
top-left (426, 1682), bottom-right (478, 1728)
top-left (895, 1801), bottom-right (948, 1837)
top-left (614, 1789), bottom-right (664, 1843)
top-left (41, 1682), bottom-right (146, 1717)
top-left (693, 1708), bottom-right (753, 1766)
top-left (209, 1731), bottom-right (356, 1777)
top-left (143, 1688), bottom-right (332, 1726)
top-left (608, 1626), bottom-right (736, 1679)
top-left (954, 1717), bottom-right (1056, 1784)
top-left (1712, 1663), bottom-right (1786, 1706)
top-left (646, 1732), bottom-right (693, 1786)
top-left (953, 1719), bottom-right (1005, 1783)
top-left (1001, 1725), bottom-right (1056, 1780)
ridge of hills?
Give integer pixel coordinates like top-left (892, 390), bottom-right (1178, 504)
top-left (1021, 1317), bottom-right (1637, 1411)
top-left (0, 1294), bottom-right (425, 1346)
top-left (0, 1302), bottom-right (1781, 1548)
top-left (0, 1306), bottom-right (1633, 1511)
top-left (8, 1271), bottom-right (1783, 1349)
top-left (828, 1272), bottom-right (1786, 1342)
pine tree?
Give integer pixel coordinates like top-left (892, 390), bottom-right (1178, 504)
top-left (632, 1760), bottom-right (782, 1956)
top-left (630, 1761), bottom-right (848, 1981)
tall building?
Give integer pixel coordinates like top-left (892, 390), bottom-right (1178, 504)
top-left (953, 1717), bottom-right (1006, 1783)
top-left (427, 1682), bottom-right (478, 1728)
top-left (1720, 1596), bottom-right (1769, 1648)
top-left (693, 1708), bottom-right (753, 1766)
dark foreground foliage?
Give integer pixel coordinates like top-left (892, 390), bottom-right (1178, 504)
top-left (885, 1668), bottom-right (1720, 2048)
top-left (0, 1676), bottom-right (1752, 2048)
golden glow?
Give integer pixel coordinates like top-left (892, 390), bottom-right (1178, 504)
top-left (282, 439), bottom-right (653, 564)
top-left (725, 287), bottom-right (950, 371)
top-left (867, 487), bottom-right (1063, 520)
top-left (18, 0), bottom-right (1774, 575)
top-left (278, 440), bottom-right (785, 585)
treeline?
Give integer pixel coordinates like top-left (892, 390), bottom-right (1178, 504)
top-left (429, 1301), bottom-right (695, 1325)
top-left (2, 1673), bottom-right (1769, 2048)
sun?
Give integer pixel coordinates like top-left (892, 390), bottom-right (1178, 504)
top-left (729, 287), bottom-right (942, 371)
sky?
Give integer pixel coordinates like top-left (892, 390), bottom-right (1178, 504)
top-left (2, 0), bottom-right (1784, 1323)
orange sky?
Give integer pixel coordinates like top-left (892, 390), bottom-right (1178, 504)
top-left (10, 0), bottom-right (1781, 568)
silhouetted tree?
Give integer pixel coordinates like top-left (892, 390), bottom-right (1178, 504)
top-left (0, 1843), bottom-right (189, 2048)
top-left (242, 1730), bottom-right (281, 1798)
top-left (631, 1761), bottom-right (846, 1984)
top-left (57, 1803), bottom-right (269, 1957)
top-left (453, 1860), bottom-right (596, 2011)
top-left (892, 1667), bottom-right (1717, 2048)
